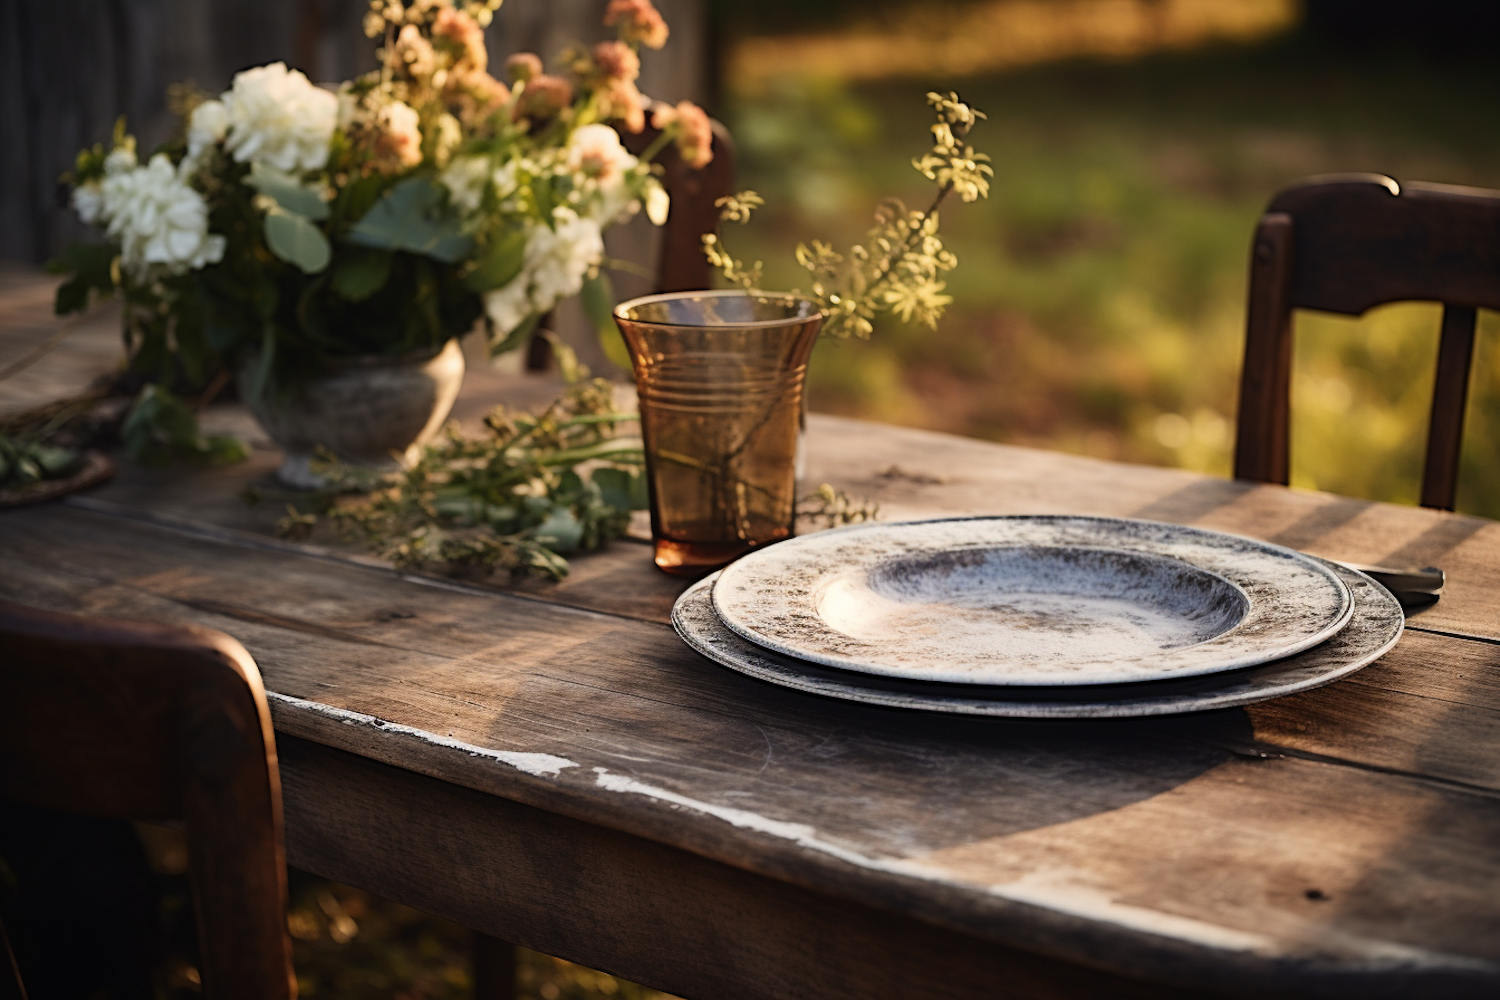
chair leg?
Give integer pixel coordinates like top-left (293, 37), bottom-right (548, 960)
top-left (472, 931), bottom-right (517, 1000)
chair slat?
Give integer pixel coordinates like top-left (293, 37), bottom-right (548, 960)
top-left (1234, 175), bottom-right (1500, 508)
top-left (1421, 304), bottom-right (1479, 511)
top-left (1234, 212), bottom-right (1296, 485)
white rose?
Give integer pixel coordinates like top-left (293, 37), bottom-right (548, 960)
top-left (187, 100), bottom-right (230, 159)
top-left (222, 62), bottom-right (338, 173)
top-left (101, 154), bottom-right (226, 278)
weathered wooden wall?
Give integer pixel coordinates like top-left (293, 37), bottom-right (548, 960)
top-left (0, 0), bottom-right (707, 265)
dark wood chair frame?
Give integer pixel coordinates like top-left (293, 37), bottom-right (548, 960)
top-left (0, 600), bottom-right (295, 1000)
top-left (1234, 173), bottom-right (1500, 510)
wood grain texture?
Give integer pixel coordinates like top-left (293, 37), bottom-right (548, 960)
top-left (4, 501), bottom-right (1500, 996)
top-left (55, 409), bottom-right (1500, 643)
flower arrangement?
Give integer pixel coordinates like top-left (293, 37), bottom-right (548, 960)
top-left (51, 0), bottom-right (710, 457)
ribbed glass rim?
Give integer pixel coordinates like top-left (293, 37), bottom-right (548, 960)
top-left (613, 289), bottom-right (823, 329)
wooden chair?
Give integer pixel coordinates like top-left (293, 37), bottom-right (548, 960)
top-left (0, 600), bottom-right (295, 1000)
top-left (620, 118), bottom-right (738, 294)
top-left (1234, 173), bottom-right (1500, 510)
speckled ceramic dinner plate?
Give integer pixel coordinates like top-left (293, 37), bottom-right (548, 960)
top-left (711, 516), bottom-right (1353, 686)
top-left (674, 559), bottom-right (1400, 718)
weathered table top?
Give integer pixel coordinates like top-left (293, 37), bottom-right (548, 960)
top-left (4, 279), bottom-right (1500, 999)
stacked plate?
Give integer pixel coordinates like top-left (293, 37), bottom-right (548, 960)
top-left (670, 516), bottom-right (1404, 718)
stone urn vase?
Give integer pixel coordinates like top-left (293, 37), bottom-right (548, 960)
top-left (241, 338), bottom-right (466, 489)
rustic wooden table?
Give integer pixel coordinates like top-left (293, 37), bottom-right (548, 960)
top-left (4, 278), bottom-right (1500, 999)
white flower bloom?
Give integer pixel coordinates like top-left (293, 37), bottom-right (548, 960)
top-left (483, 210), bottom-right (604, 337)
top-left (483, 276), bottom-right (532, 336)
top-left (439, 154), bottom-right (490, 215)
top-left (72, 183), bottom-right (105, 225)
top-left (565, 124), bottom-right (639, 224)
top-left (187, 100), bottom-right (230, 160)
top-left (221, 62), bottom-right (338, 173)
top-left (527, 210), bottom-right (603, 309)
top-left (104, 148), bottom-right (137, 175)
top-left (431, 111), bottom-right (462, 166)
top-left (645, 178), bottom-right (670, 226)
top-left (100, 154), bottom-right (226, 278)
top-left (492, 159), bottom-right (521, 202)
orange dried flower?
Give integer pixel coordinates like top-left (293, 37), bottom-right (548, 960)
top-left (446, 68), bottom-right (511, 125)
top-left (652, 100), bottom-right (712, 168)
top-left (432, 6), bottom-right (488, 70)
top-left (591, 40), bottom-right (640, 83)
top-left (512, 74), bottom-right (574, 122)
top-left (604, 0), bottom-right (669, 50)
top-left (600, 78), bottom-right (646, 133)
top-left (505, 52), bottom-right (543, 83)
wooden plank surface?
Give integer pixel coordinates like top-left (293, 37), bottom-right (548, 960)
top-left (4, 500), bottom-right (1500, 998)
top-left (7, 269), bottom-right (1500, 995)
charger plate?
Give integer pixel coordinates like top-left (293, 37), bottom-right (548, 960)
top-left (712, 516), bottom-right (1353, 686)
top-left (674, 560), bottom-right (1401, 719)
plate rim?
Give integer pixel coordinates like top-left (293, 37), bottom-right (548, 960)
top-left (711, 515), bottom-right (1354, 686)
top-left (674, 559), bottom-right (1401, 719)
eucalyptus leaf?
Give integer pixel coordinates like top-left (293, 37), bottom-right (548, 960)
top-left (581, 271), bottom-right (628, 368)
top-left (462, 228), bottom-right (527, 292)
top-left (247, 163), bottom-right (331, 220)
top-left (488, 312), bottom-right (539, 357)
top-left (264, 209), bottom-right (332, 273)
top-left (346, 177), bottom-right (474, 263)
top-left (330, 248), bottom-right (393, 302)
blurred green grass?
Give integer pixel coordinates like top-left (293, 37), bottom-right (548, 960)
top-left (720, 36), bottom-right (1500, 514)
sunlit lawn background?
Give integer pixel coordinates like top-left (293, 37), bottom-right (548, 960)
top-left (718, 0), bottom-right (1500, 515)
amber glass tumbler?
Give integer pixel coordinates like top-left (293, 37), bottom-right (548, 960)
top-left (615, 291), bottom-right (824, 576)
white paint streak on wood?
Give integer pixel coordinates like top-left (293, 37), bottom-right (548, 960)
top-left (266, 691), bottom-right (578, 777)
top-left (590, 767), bottom-right (1500, 974)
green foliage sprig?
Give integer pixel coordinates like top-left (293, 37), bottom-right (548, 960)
top-left (703, 91), bottom-right (991, 339)
top-left (274, 355), bottom-right (648, 580)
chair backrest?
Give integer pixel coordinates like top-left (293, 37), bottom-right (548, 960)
top-left (622, 117), bottom-right (738, 293)
top-left (1234, 173), bottom-right (1500, 510)
top-left (0, 600), bottom-right (295, 1000)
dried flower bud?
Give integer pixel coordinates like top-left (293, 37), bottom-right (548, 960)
top-left (652, 100), bottom-right (712, 169)
top-left (599, 78), bottom-right (646, 133)
top-left (371, 100), bottom-right (423, 174)
top-left (604, 0), bottom-right (669, 50)
top-left (445, 68), bottom-right (510, 126)
top-left (393, 23), bottom-right (437, 81)
top-left (512, 74), bottom-right (573, 122)
top-left (591, 40), bottom-right (640, 83)
top-left (432, 6), bottom-right (488, 71)
top-left (505, 52), bottom-right (543, 83)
